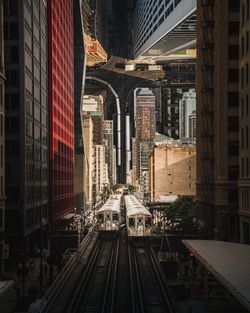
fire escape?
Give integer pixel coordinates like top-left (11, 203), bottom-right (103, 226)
top-left (200, 0), bottom-right (215, 203)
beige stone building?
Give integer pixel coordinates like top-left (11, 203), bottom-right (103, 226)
top-left (239, 0), bottom-right (250, 244)
top-left (149, 144), bottom-right (196, 202)
top-left (82, 113), bottom-right (93, 209)
top-left (196, 0), bottom-right (239, 241)
top-left (0, 0), bottom-right (5, 274)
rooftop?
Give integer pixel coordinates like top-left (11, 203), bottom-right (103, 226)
top-left (183, 240), bottom-right (250, 312)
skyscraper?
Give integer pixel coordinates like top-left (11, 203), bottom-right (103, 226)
top-left (179, 89), bottom-right (196, 140)
top-left (0, 0), bottom-right (5, 274)
top-left (239, 0), bottom-right (250, 244)
top-left (48, 0), bottom-right (74, 229)
top-left (4, 0), bottom-right (49, 261)
top-left (103, 120), bottom-right (115, 186)
top-left (135, 88), bottom-right (156, 188)
top-left (196, 0), bottom-right (239, 241)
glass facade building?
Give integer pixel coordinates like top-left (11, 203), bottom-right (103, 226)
top-left (48, 0), bottom-right (74, 226)
top-left (4, 0), bottom-right (49, 260)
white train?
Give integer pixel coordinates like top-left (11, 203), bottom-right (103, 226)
top-left (124, 195), bottom-right (152, 237)
top-left (97, 195), bottom-right (121, 233)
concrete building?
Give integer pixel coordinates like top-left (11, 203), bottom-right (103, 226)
top-left (133, 0), bottom-right (197, 60)
top-left (188, 111), bottom-right (196, 142)
top-left (0, 0), bottom-right (5, 274)
top-left (162, 87), bottom-right (183, 139)
top-left (179, 89), bottom-right (196, 140)
top-left (92, 145), bottom-right (108, 202)
top-left (81, 113), bottom-right (93, 210)
top-left (149, 144), bottom-right (196, 202)
top-left (103, 120), bottom-right (115, 186)
top-left (136, 88), bottom-right (156, 141)
top-left (4, 0), bottom-right (49, 263)
top-left (196, 0), bottom-right (240, 241)
top-left (239, 0), bottom-right (250, 244)
top-left (134, 88), bottom-right (156, 189)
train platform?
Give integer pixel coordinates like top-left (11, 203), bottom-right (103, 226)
top-left (182, 240), bottom-right (250, 312)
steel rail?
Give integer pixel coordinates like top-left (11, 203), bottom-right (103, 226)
top-left (40, 231), bottom-right (95, 313)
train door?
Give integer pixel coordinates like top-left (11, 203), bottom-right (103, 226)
top-left (137, 216), bottom-right (144, 236)
top-left (105, 212), bottom-right (111, 230)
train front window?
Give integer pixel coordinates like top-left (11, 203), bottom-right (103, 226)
top-left (129, 218), bottom-right (135, 227)
top-left (145, 217), bottom-right (152, 227)
top-left (113, 213), bottom-right (118, 221)
top-left (98, 214), bottom-right (103, 222)
top-left (106, 214), bottom-right (110, 221)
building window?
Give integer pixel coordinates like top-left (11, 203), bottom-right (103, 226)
top-left (247, 63), bottom-right (249, 84)
top-left (247, 0), bottom-right (250, 20)
top-left (242, 128), bottom-right (245, 148)
top-left (228, 116), bottom-right (239, 131)
top-left (242, 158), bottom-right (245, 176)
top-left (228, 92), bottom-right (239, 107)
top-left (228, 189), bottom-right (238, 204)
top-left (242, 97), bottom-right (245, 118)
top-left (247, 31), bottom-right (249, 52)
top-left (228, 166), bottom-right (239, 180)
top-left (229, 21), bottom-right (239, 36)
top-left (247, 158), bottom-right (249, 177)
top-left (228, 68), bottom-right (239, 83)
top-left (243, 222), bottom-right (250, 244)
top-left (246, 126), bottom-right (249, 147)
top-left (242, 5), bottom-right (245, 27)
top-left (242, 37), bottom-right (245, 56)
top-left (246, 95), bottom-right (249, 116)
top-left (242, 67), bottom-right (244, 88)
top-left (228, 141), bottom-right (239, 156)
top-left (229, 0), bottom-right (240, 12)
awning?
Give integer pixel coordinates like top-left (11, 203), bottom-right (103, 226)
top-left (183, 240), bottom-right (250, 311)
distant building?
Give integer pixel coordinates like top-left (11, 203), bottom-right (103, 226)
top-left (136, 88), bottom-right (156, 141)
top-left (149, 144), bottom-right (196, 202)
top-left (179, 89), bottom-right (196, 140)
top-left (92, 145), bottom-right (108, 202)
top-left (81, 113), bottom-right (93, 209)
top-left (134, 88), bottom-right (156, 190)
top-left (0, 0), bottom-right (5, 275)
top-left (188, 111), bottom-right (196, 142)
top-left (104, 120), bottom-right (115, 186)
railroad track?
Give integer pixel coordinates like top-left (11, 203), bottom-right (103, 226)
top-left (129, 243), bottom-right (176, 313)
top-left (65, 237), bottom-right (119, 313)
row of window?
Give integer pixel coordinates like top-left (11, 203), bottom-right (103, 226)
top-left (241, 127), bottom-right (249, 149)
top-left (241, 63), bottom-right (249, 87)
top-left (241, 157), bottom-right (250, 177)
top-left (241, 95), bottom-right (249, 118)
top-left (241, 190), bottom-right (250, 211)
top-left (242, 0), bottom-right (250, 27)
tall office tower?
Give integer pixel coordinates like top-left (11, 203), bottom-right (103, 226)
top-left (188, 111), bottom-right (197, 142)
top-left (239, 0), bottom-right (250, 244)
top-left (197, 0), bottom-right (240, 241)
top-left (92, 145), bottom-right (107, 202)
top-left (0, 0), bottom-right (5, 274)
top-left (103, 120), bottom-right (115, 186)
top-left (48, 1), bottom-right (74, 229)
top-left (74, 0), bottom-right (86, 213)
top-left (135, 88), bottom-right (156, 188)
top-left (4, 0), bottom-right (48, 262)
top-left (162, 87), bottom-right (183, 139)
top-left (179, 89), bottom-right (196, 140)
top-left (133, 0), bottom-right (196, 60)
top-left (136, 88), bottom-right (156, 141)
